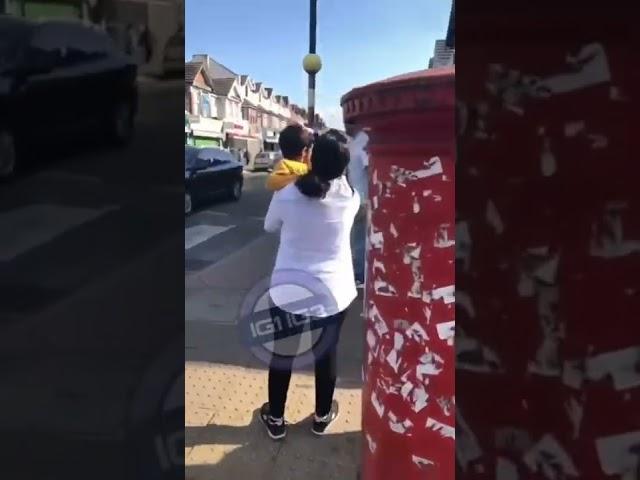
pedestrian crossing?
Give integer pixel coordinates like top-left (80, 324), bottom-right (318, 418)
top-left (0, 172), bottom-right (182, 318)
top-left (184, 210), bottom-right (266, 274)
top-left (185, 224), bottom-right (234, 250)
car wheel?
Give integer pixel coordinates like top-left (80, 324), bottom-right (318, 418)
top-left (0, 129), bottom-right (17, 179)
top-left (108, 101), bottom-right (134, 146)
top-left (185, 192), bottom-right (192, 215)
top-left (229, 179), bottom-right (242, 201)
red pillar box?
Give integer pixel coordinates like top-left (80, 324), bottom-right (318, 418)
top-left (456, 5), bottom-right (640, 479)
top-left (342, 67), bottom-right (455, 479)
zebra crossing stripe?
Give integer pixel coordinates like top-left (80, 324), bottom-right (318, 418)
top-left (185, 224), bottom-right (234, 250)
top-left (0, 204), bottom-right (116, 262)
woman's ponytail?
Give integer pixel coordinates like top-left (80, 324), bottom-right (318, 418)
top-left (295, 171), bottom-right (331, 198)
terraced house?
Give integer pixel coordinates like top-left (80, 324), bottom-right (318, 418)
top-left (186, 54), bottom-right (324, 165)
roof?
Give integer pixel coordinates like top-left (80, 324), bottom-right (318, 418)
top-left (211, 77), bottom-right (236, 96)
top-left (192, 54), bottom-right (236, 78)
top-left (240, 75), bottom-right (249, 84)
top-left (185, 62), bottom-right (202, 84)
top-left (445, 0), bottom-right (454, 48)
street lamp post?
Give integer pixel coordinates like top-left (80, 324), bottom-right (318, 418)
top-left (303, 0), bottom-right (321, 131)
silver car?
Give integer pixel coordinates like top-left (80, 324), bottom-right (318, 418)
top-left (253, 151), bottom-right (282, 171)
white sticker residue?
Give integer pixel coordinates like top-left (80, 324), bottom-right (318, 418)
top-left (486, 200), bottom-right (505, 234)
top-left (426, 417), bottom-right (455, 440)
top-left (434, 224), bottom-right (455, 248)
top-left (436, 321), bottom-right (455, 346)
top-left (412, 386), bottom-right (429, 413)
top-left (412, 156), bottom-right (444, 179)
top-left (371, 391), bottom-right (385, 418)
top-left (366, 329), bottom-right (377, 349)
top-left (595, 430), bottom-right (640, 476)
top-left (389, 411), bottom-right (414, 435)
top-left (428, 285), bottom-right (455, 304)
top-left (523, 435), bottom-right (579, 477)
top-left (372, 258), bottom-right (386, 275)
top-left (406, 322), bottom-right (429, 343)
top-left (417, 351), bottom-right (444, 379)
top-left (386, 350), bottom-right (401, 373)
top-left (538, 43), bottom-right (611, 94)
top-left (436, 396), bottom-right (453, 416)
top-left (370, 230), bottom-right (384, 251)
top-left (586, 346), bottom-right (640, 391)
top-left (400, 381), bottom-right (413, 399)
top-left (412, 455), bottom-right (434, 469)
top-left (365, 433), bottom-right (377, 453)
top-left (374, 279), bottom-right (398, 297)
top-left (389, 223), bottom-right (398, 238)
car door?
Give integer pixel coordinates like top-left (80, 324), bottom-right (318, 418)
top-left (193, 148), bottom-right (223, 198)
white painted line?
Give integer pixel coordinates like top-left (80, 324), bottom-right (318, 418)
top-left (199, 211), bottom-right (229, 217)
top-left (0, 204), bottom-right (116, 262)
top-left (185, 224), bottom-right (233, 250)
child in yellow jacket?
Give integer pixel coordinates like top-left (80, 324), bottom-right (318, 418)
top-left (266, 124), bottom-right (313, 191)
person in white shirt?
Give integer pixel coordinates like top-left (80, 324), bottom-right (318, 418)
top-left (345, 120), bottom-right (370, 286)
top-left (260, 133), bottom-right (359, 440)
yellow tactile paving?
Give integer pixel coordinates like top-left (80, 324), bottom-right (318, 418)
top-left (186, 362), bottom-right (362, 479)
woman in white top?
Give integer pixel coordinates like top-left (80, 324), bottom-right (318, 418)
top-left (260, 133), bottom-right (359, 440)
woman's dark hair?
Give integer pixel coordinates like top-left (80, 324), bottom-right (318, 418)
top-left (296, 133), bottom-right (351, 199)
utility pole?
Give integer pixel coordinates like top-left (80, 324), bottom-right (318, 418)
top-left (302, 0), bottom-right (321, 131)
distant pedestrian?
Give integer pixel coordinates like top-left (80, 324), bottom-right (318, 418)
top-left (345, 120), bottom-right (369, 287)
top-left (260, 133), bottom-right (359, 440)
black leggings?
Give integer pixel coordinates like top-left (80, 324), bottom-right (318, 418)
top-left (267, 306), bottom-right (346, 419)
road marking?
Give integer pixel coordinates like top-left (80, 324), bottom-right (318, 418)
top-left (0, 204), bottom-right (116, 262)
top-left (199, 211), bottom-right (229, 217)
top-left (185, 224), bottom-right (234, 250)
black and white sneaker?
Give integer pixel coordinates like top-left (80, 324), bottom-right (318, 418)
top-left (312, 400), bottom-right (340, 435)
top-left (260, 403), bottom-right (286, 440)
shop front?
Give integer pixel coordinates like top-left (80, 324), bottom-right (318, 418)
top-left (262, 128), bottom-right (279, 152)
top-left (190, 117), bottom-right (224, 148)
top-left (224, 121), bottom-right (261, 167)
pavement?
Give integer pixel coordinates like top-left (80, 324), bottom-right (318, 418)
top-left (185, 173), bottom-right (365, 479)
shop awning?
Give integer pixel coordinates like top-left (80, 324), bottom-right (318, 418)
top-left (192, 128), bottom-right (224, 139)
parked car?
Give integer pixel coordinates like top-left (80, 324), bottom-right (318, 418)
top-left (185, 146), bottom-right (243, 215)
top-left (253, 151), bottom-right (282, 171)
top-left (0, 16), bottom-right (138, 178)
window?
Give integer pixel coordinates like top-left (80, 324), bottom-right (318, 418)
top-left (242, 108), bottom-right (249, 121)
top-left (200, 94), bottom-right (211, 117)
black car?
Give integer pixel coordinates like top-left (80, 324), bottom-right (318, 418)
top-left (0, 16), bottom-right (138, 178)
top-left (185, 146), bottom-right (243, 215)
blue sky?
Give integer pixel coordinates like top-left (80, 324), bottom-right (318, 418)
top-left (186, 0), bottom-right (451, 128)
